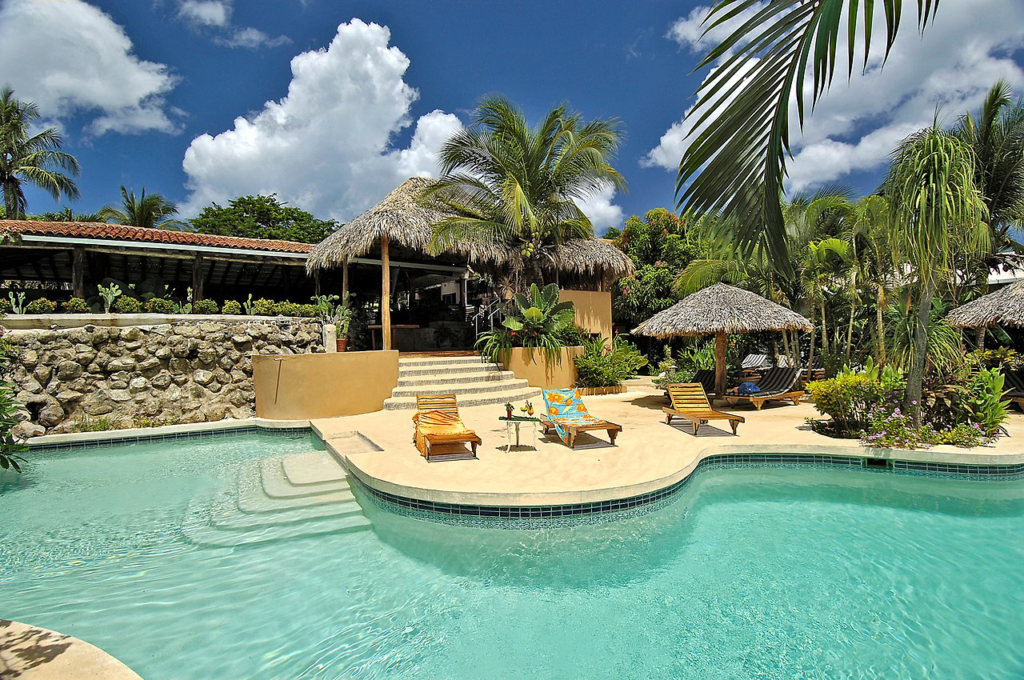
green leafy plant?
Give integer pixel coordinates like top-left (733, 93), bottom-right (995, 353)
top-left (7, 291), bottom-right (25, 314)
top-left (311, 294), bottom-right (341, 321)
top-left (242, 293), bottom-right (254, 316)
top-left (131, 409), bottom-right (183, 429)
top-left (0, 299), bottom-right (10, 315)
top-left (25, 297), bottom-right (55, 314)
top-left (62, 297), bottom-right (89, 313)
top-left (97, 283), bottom-right (121, 314)
top-left (296, 303), bottom-right (318, 318)
top-left (476, 283), bottom-right (575, 367)
top-left (192, 299), bottom-right (219, 315)
top-left (113, 296), bottom-right (142, 314)
top-left (145, 297), bottom-right (175, 314)
top-left (221, 299), bottom-right (241, 315)
top-left (74, 415), bottom-right (120, 432)
top-left (274, 301), bottom-right (299, 317)
top-left (251, 298), bottom-right (276, 316)
top-left (965, 368), bottom-right (1011, 437)
top-left (574, 336), bottom-right (648, 388)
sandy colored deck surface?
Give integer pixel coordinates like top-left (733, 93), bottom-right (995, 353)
top-left (0, 619), bottom-right (143, 680)
top-left (313, 387), bottom-right (1024, 506)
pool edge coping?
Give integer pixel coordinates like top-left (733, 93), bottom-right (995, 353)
top-left (0, 619), bottom-right (144, 680)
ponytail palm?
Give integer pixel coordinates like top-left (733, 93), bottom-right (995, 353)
top-left (677, 0), bottom-right (942, 273)
top-left (426, 96), bottom-right (625, 288)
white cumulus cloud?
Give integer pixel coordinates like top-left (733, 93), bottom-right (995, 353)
top-left (178, 0), bottom-right (229, 27)
top-left (180, 19), bottom-right (462, 221)
top-left (646, 0), bottom-right (1024, 194)
top-left (577, 183), bottom-right (625, 235)
top-left (215, 27), bottom-right (291, 50)
top-left (0, 0), bottom-right (179, 135)
top-left (177, 0), bottom-right (288, 49)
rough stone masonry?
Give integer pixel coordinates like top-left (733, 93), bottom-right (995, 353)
top-left (5, 319), bottom-right (324, 437)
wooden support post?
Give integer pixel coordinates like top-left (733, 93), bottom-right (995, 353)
top-left (461, 274), bottom-right (469, 321)
top-left (72, 247), bottom-right (85, 299)
top-left (314, 270), bottom-right (321, 297)
top-left (192, 254), bottom-right (205, 301)
top-left (381, 234), bottom-right (391, 351)
top-left (342, 257), bottom-right (349, 299)
top-left (715, 331), bottom-right (727, 398)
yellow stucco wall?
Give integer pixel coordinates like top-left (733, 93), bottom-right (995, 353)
top-left (505, 346), bottom-right (583, 390)
top-left (253, 351), bottom-right (399, 419)
top-left (560, 290), bottom-right (613, 339)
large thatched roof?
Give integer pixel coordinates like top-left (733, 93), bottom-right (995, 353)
top-left (307, 177), bottom-right (634, 280)
top-left (946, 280), bottom-right (1024, 329)
top-left (632, 283), bottom-right (812, 337)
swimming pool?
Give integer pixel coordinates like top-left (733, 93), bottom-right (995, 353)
top-left (2, 433), bottom-right (1023, 679)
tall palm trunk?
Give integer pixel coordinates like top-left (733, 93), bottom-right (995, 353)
top-left (845, 301), bottom-right (855, 362)
top-left (904, 281), bottom-right (935, 424)
top-left (819, 300), bottom-right (829, 353)
top-left (807, 307), bottom-right (816, 381)
top-left (875, 287), bottom-right (887, 364)
top-left (976, 327), bottom-right (986, 353)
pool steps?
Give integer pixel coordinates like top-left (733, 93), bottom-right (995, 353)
top-left (384, 355), bottom-right (541, 410)
top-left (182, 451), bottom-right (371, 547)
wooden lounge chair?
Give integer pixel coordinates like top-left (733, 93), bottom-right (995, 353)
top-left (412, 394), bottom-right (482, 462)
top-left (1005, 369), bottom-right (1024, 412)
top-left (540, 388), bottom-right (622, 448)
top-left (663, 383), bottom-right (744, 435)
top-left (724, 367), bottom-right (804, 410)
top-left (691, 368), bottom-right (717, 397)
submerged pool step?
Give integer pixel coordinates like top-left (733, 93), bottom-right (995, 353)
top-left (260, 457), bottom-right (351, 498)
top-left (183, 513), bottom-right (372, 548)
top-left (236, 460), bottom-right (355, 513)
top-left (212, 501), bottom-right (364, 531)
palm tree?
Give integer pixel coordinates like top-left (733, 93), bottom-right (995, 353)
top-left (98, 186), bottom-right (187, 230)
top-left (425, 96), bottom-right (625, 288)
top-left (886, 124), bottom-right (987, 423)
top-left (846, 195), bottom-right (895, 364)
top-left (0, 87), bottom-right (80, 218)
top-left (676, 1), bottom-right (943, 272)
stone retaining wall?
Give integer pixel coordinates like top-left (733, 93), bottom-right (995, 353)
top-left (5, 319), bottom-right (324, 436)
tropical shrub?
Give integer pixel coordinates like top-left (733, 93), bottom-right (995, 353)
top-left (62, 297), bottom-right (89, 313)
top-left (275, 301), bottom-right (299, 317)
top-left (575, 336), bottom-right (648, 387)
top-left (192, 299), bottom-right (219, 315)
top-left (113, 296), bottom-right (142, 313)
top-left (251, 298), bottom-right (276, 316)
top-left (0, 299), bottom-right (10, 314)
top-left (145, 297), bottom-right (175, 314)
top-left (221, 299), bottom-right (241, 315)
top-left (965, 368), bottom-right (1011, 436)
top-left (24, 297), bottom-right (56, 314)
top-left (554, 323), bottom-right (590, 347)
top-left (860, 402), bottom-right (933, 449)
top-left (0, 341), bottom-right (25, 471)
top-left (296, 303), bottom-right (318, 318)
top-left (808, 374), bottom-right (892, 436)
top-left (475, 283), bottom-right (575, 367)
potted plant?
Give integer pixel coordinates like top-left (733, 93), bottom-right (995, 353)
top-left (504, 401), bottom-right (514, 419)
top-left (335, 307), bottom-right (352, 352)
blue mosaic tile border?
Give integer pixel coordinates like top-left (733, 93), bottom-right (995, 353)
top-left (357, 452), bottom-right (1024, 527)
top-left (27, 425), bottom-right (312, 452)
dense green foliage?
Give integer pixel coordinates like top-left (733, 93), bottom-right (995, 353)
top-left (0, 88), bottom-right (80, 218)
top-left (99, 185), bottom-right (186, 230)
top-left (191, 194), bottom-right (337, 244)
top-left (62, 297), bottom-right (89, 313)
top-left (426, 96), bottom-right (624, 289)
top-left (113, 296), bottom-right (142, 314)
top-left (221, 300), bottom-right (242, 315)
top-left (0, 338), bottom-right (26, 472)
top-left (574, 336), bottom-right (648, 388)
top-left (192, 299), bottom-right (219, 315)
top-left (476, 284), bottom-right (576, 367)
top-left (24, 298), bottom-right (55, 314)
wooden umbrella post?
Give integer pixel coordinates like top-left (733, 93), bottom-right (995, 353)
top-left (381, 233), bottom-right (391, 351)
top-left (715, 331), bottom-right (727, 397)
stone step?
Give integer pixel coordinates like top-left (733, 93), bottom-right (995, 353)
top-left (391, 378), bottom-right (531, 399)
top-left (398, 355), bottom-right (489, 368)
top-left (383, 385), bottom-right (541, 410)
top-left (260, 457), bottom-right (350, 498)
top-left (183, 513), bottom-right (372, 548)
top-left (397, 368), bottom-right (512, 386)
top-left (213, 500), bottom-right (364, 531)
top-left (280, 450), bottom-right (348, 485)
top-left (398, 363), bottom-right (502, 379)
top-left (237, 466), bottom-right (355, 514)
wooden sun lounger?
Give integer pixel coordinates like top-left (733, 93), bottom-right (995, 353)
top-left (663, 383), bottom-right (744, 435)
top-left (1006, 369), bottom-right (1024, 412)
top-left (413, 394), bottom-right (482, 462)
top-left (539, 416), bottom-right (622, 448)
top-left (724, 367), bottom-right (804, 410)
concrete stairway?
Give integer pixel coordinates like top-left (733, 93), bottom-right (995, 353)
top-left (383, 355), bottom-right (541, 410)
top-left (182, 451), bottom-right (371, 547)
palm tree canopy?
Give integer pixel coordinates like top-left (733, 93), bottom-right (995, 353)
top-left (0, 87), bottom-right (80, 218)
top-left (676, 0), bottom-right (942, 275)
top-left (424, 95), bottom-right (626, 287)
top-left (98, 185), bottom-right (186, 230)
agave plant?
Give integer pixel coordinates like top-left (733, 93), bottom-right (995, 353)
top-left (476, 283), bottom-right (576, 367)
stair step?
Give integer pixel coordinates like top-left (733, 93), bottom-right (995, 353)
top-left (398, 364), bottom-right (502, 378)
top-left (384, 386), bottom-right (542, 410)
top-left (391, 378), bottom-right (531, 398)
top-left (213, 501), bottom-right (364, 530)
top-left (239, 480), bottom-right (355, 514)
top-left (397, 368), bottom-right (512, 386)
top-left (260, 457), bottom-right (350, 498)
top-left (183, 514), bottom-right (372, 548)
top-left (281, 450), bottom-right (348, 485)
top-left (398, 355), bottom-right (487, 368)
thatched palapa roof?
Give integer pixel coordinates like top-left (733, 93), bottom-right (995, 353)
top-left (632, 283), bottom-right (812, 337)
top-left (946, 280), bottom-right (1024, 329)
top-left (307, 176), bottom-right (635, 279)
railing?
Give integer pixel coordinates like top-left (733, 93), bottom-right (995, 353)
top-left (469, 299), bottom-right (506, 336)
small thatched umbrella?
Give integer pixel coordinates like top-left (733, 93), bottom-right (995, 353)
top-left (946, 279), bottom-right (1024, 351)
top-left (632, 283), bottom-right (812, 396)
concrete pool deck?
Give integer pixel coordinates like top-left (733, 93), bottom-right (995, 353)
top-left (313, 387), bottom-right (1024, 508)
top-left (0, 619), bottom-right (143, 680)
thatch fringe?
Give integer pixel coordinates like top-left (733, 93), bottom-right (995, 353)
top-left (632, 283), bottom-right (812, 337)
top-left (946, 280), bottom-right (1024, 329)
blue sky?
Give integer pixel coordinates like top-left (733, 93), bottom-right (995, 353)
top-left (2, 0), bottom-right (1023, 234)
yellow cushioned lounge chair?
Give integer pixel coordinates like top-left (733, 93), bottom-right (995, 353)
top-left (663, 383), bottom-right (744, 436)
top-left (412, 394), bottom-right (482, 462)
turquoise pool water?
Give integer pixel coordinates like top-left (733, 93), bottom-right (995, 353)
top-left (2, 434), bottom-right (1023, 679)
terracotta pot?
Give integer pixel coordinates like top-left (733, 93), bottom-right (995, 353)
top-left (336, 338), bottom-right (348, 352)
